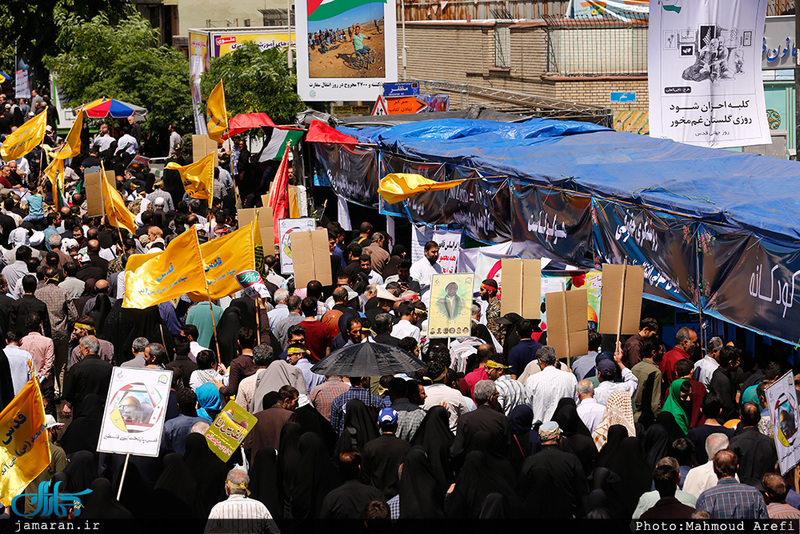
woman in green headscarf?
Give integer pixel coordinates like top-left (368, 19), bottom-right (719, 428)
top-left (662, 379), bottom-right (693, 434)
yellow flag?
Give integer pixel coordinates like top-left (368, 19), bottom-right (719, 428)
top-left (101, 164), bottom-right (137, 235)
top-left (0, 369), bottom-right (51, 507)
top-left (123, 226), bottom-right (208, 309)
top-left (165, 152), bottom-right (215, 200)
top-left (44, 158), bottom-right (65, 208)
top-left (187, 222), bottom-right (256, 301)
top-left (0, 109), bottom-right (48, 161)
top-left (53, 109), bottom-right (83, 160)
top-left (206, 80), bottom-right (228, 142)
top-left (378, 173), bottom-right (466, 204)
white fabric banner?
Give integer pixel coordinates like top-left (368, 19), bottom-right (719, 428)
top-left (411, 226), bottom-right (461, 274)
top-left (765, 372), bottom-right (800, 476)
top-left (190, 55), bottom-right (207, 136)
top-left (97, 367), bottom-right (173, 457)
top-left (648, 0), bottom-right (770, 148)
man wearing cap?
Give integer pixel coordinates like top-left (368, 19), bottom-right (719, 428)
top-left (436, 281), bottom-right (463, 321)
top-left (450, 379), bottom-right (512, 464)
top-left (362, 407), bottom-right (411, 498)
top-left (520, 421), bottom-right (588, 518)
top-left (18, 414), bottom-right (68, 516)
top-left (479, 279), bottom-right (503, 345)
top-left (593, 342), bottom-right (638, 407)
top-left (365, 286), bottom-right (397, 326)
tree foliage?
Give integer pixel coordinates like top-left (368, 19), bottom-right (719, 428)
top-left (45, 12), bottom-right (192, 132)
top-left (0, 0), bottom-right (134, 85)
top-left (200, 42), bottom-right (307, 125)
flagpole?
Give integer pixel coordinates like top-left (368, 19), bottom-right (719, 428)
top-left (116, 453), bottom-right (130, 501)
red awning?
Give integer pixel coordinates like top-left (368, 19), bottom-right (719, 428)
top-left (305, 120), bottom-right (359, 145)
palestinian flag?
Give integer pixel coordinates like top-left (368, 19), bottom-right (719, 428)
top-left (258, 129), bottom-right (304, 162)
top-left (308, 0), bottom-right (386, 21)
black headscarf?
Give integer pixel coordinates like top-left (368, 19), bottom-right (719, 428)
top-left (595, 424), bottom-right (629, 468)
top-left (0, 350), bottom-right (14, 412)
top-left (411, 405), bottom-right (454, 488)
top-left (655, 410), bottom-right (687, 444)
top-left (61, 451), bottom-right (97, 494)
top-left (291, 432), bottom-right (344, 520)
top-left (61, 394), bottom-right (103, 455)
top-left (103, 302), bottom-right (175, 365)
top-left (276, 422), bottom-right (303, 509)
top-left (445, 450), bottom-right (522, 519)
top-left (398, 446), bottom-right (445, 519)
top-left (210, 302), bottom-right (246, 367)
top-left (600, 436), bottom-right (652, 517)
top-left (553, 398), bottom-right (598, 475)
top-left (152, 453), bottom-right (203, 519)
top-left (81, 477), bottom-right (132, 519)
top-left (471, 430), bottom-right (516, 487)
top-left (249, 447), bottom-right (282, 519)
top-left (508, 404), bottom-right (536, 471)
top-left (294, 402), bottom-right (338, 457)
top-left (333, 399), bottom-right (378, 456)
top-left (183, 433), bottom-right (228, 516)
top-left (644, 423), bottom-right (671, 468)
top-left (88, 294), bottom-right (112, 337)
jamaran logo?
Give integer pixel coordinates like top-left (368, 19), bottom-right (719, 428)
top-left (10, 481), bottom-right (92, 518)
top-left (662, 0), bottom-right (681, 13)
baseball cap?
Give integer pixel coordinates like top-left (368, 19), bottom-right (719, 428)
top-left (596, 359), bottom-right (616, 374)
top-left (45, 414), bottom-right (64, 429)
top-left (378, 407), bottom-right (398, 426)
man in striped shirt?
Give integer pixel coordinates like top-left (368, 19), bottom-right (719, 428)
top-left (696, 450), bottom-right (769, 519)
top-left (762, 472), bottom-right (800, 519)
top-left (205, 467), bottom-right (279, 533)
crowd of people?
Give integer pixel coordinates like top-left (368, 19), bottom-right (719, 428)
top-left (0, 89), bottom-right (798, 531)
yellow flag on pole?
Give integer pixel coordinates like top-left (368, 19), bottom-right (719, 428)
top-left (0, 366), bottom-right (51, 507)
top-left (187, 221), bottom-right (257, 301)
top-left (206, 80), bottom-right (228, 143)
top-left (53, 108), bottom-right (84, 160)
top-left (101, 164), bottom-right (137, 235)
top-left (165, 152), bottom-right (215, 201)
top-left (378, 173), bottom-right (466, 204)
top-left (123, 226), bottom-right (208, 309)
top-left (0, 109), bottom-right (48, 161)
top-left (44, 158), bottom-right (65, 208)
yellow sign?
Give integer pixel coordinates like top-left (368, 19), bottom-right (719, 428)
top-left (212, 32), bottom-right (296, 57)
top-left (427, 274), bottom-right (474, 339)
top-left (205, 401), bottom-right (257, 462)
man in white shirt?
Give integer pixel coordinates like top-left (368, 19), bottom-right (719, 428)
top-left (422, 360), bottom-right (468, 433)
top-left (390, 301), bottom-right (420, 343)
top-left (267, 288), bottom-right (290, 330)
top-left (525, 346), bottom-right (578, 424)
top-left (205, 467), bottom-right (279, 534)
top-left (683, 433), bottom-right (736, 498)
top-left (693, 336), bottom-right (722, 390)
top-left (409, 240), bottom-right (442, 304)
top-left (576, 380), bottom-right (606, 434)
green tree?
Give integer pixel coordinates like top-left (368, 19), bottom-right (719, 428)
top-left (200, 41), bottom-right (306, 125)
top-left (46, 12), bottom-right (192, 132)
top-left (0, 0), bottom-right (134, 86)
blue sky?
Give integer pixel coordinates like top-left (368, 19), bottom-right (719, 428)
top-left (308, 3), bottom-right (384, 34)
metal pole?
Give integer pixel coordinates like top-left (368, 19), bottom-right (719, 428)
top-left (795, 0), bottom-right (800, 160)
top-left (401, 0), bottom-right (407, 80)
top-left (287, 0), bottom-right (293, 69)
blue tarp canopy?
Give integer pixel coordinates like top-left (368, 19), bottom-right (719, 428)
top-left (318, 117), bottom-right (800, 345)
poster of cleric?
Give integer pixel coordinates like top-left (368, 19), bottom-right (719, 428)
top-left (648, 0), bottom-right (770, 148)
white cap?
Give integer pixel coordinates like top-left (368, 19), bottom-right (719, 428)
top-left (45, 414), bottom-right (64, 429)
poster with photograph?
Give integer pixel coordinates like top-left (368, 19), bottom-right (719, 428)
top-left (97, 368), bottom-right (173, 457)
top-left (427, 274), bottom-right (474, 339)
top-left (296, 0), bottom-right (398, 101)
top-left (765, 372), bottom-right (800, 476)
top-left (278, 217), bottom-right (316, 273)
top-left (648, 0), bottom-right (770, 148)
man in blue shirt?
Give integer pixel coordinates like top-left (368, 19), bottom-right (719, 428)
top-left (507, 319), bottom-right (541, 379)
top-left (353, 25), bottom-right (371, 57)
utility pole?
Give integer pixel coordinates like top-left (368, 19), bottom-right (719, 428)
top-left (288, 0), bottom-right (293, 69)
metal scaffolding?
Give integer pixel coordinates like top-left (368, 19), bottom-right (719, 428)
top-left (406, 79), bottom-right (613, 126)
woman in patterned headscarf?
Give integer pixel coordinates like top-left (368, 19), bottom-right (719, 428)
top-left (592, 391), bottom-right (636, 450)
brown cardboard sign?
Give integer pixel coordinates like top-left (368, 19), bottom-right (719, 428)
top-left (545, 289), bottom-right (589, 360)
top-left (290, 229), bottom-right (332, 287)
top-left (500, 258), bottom-right (541, 319)
top-left (239, 206), bottom-right (274, 252)
top-left (192, 134), bottom-right (217, 164)
top-left (598, 263), bottom-right (645, 336)
top-left (85, 171), bottom-right (104, 218)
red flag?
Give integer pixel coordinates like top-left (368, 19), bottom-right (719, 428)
top-left (267, 143), bottom-right (291, 244)
top-left (306, 120), bottom-right (359, 145)
top-left (222, 113), bottom-right (279, 140)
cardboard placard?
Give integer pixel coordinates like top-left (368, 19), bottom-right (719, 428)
top-left (261, 194), bottom-right (270, 208)
top-left (288, 185), bottom-right (299, 218)
top-left (545, 289), bottom-right (589, 360)
top-left (290, 229), bottom-right (332, 287)
top-left (239, 206), bottom-right (274, 252)
top-left (500, 258), bottom-right (541, 319)
top-left (192, 134), bottom-right (217, 163)
top-left (85, 171), bottom-right (105, 218)
top-left (204, 400), bottom-right (258, 462)
top-left (598, 263), bottom-right (645, 336)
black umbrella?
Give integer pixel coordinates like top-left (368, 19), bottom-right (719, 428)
top-left (311, 342), bottom-right (424, 377)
